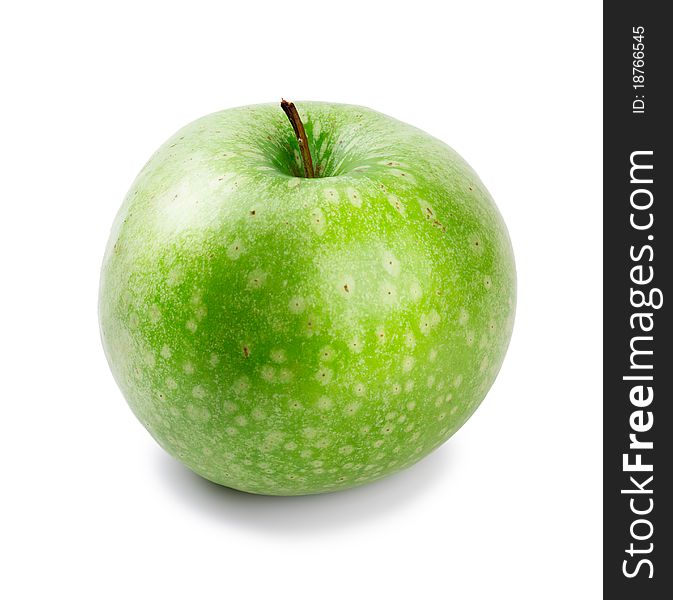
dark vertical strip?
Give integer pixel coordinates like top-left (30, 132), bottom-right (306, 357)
top-left (604, 2), bottom-right (671, 596)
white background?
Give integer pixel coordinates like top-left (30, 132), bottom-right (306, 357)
top-left (1, 1), bottom-right (602, 598)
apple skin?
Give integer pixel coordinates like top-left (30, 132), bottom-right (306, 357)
top-left (99, 102), bottom-right (516, 495)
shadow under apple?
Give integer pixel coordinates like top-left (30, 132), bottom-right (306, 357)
top-left (153, 441), bottom-right (457, 535)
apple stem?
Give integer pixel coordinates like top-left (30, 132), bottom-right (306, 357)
top-left (281, 99), bottom-right (315, 178)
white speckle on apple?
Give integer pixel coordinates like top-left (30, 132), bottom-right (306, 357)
top-left (418, 199), bottom-right (435, 219)
top-left (165, 377), bottom-right (177, 390)
top-left (346, 187), bottom-right (361, 207)
top-left (234, 415), bottom-right (248, 426)
top-left (348, 336), bottom-right (363, 354)
top-left (315, 367), bottom-right (333, 385)
top-left (382, 250), bottom-right (400, 276)
top-left (192, 385), bottom-right (206, 399)
top-left (260, 365), bottom-right (275, 381)
top-left (419, 310), bottom-right (440, 335)
top-left (310, 208), bottom-right (326, 235)
top-left (316, 396), bottom-right (333, 410)
top-left (405, 380), bottom-right (415, 393)
top-left (186, 404), bottom-right (211, 422)
top-left (226, 240), bottom-right (244, 260)
top-left (222, 401), bottom-right (237, 413)
top-left (454, 375), bottom-right (463, 388)
top-left (386, 194), bottom-right (406, 215)
top-left (262, 431), bottom-right (284, 451)
top-left (142, 350), bottom-right (156, 367)
top-left (381, 282), bottom-right (397, 304)
top-left (390, 169), bottom-right (415, 183)
top-left (287, 177), bottom-right (300, 189)
top-left (209, 353), bottom-right (219, 366)
top-left (160, 345), bottom-right (172, 359)
top-left (469, 234), bottom-right (484, 255)
top-left (247, 269), bottom-right (268, 289)
top-left (427, 375), bottom-right (435, 388)
top-left (402, 356), bottom-right (415, 372)
top-left (288, 296), bottom-right (306, 313)
top-left (233, 376), bottom-right (250, 394)
top-left (319, 346), bottom-right (335, 361)
top-left (304, 313), bottom-right (319, 337)
top-left (344, 402), bottom-right (360, 416)
top-left (251, 407), bottom-right (266, 421)
top-left (149, 304), bottom-right (162, 323)
top-left (167, 267), bottom-right (184, 286)
top-left (353, 382), bottom-right (366, 396)
top-left (186, 319), bottom-right (197, 333)
top-left (459, 308), bottom-right (470, 325)
top-left (270, 348), bottom-right (286, 363)
top-left (409, 281), bottom-right (423, 301)
top-left (183, 362), bottom-right (194, 375)
top-left (323, 188), bottom-right (339, 203)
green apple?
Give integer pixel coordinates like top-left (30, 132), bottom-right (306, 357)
top-left (99, 100), bottom-right (516, 495)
